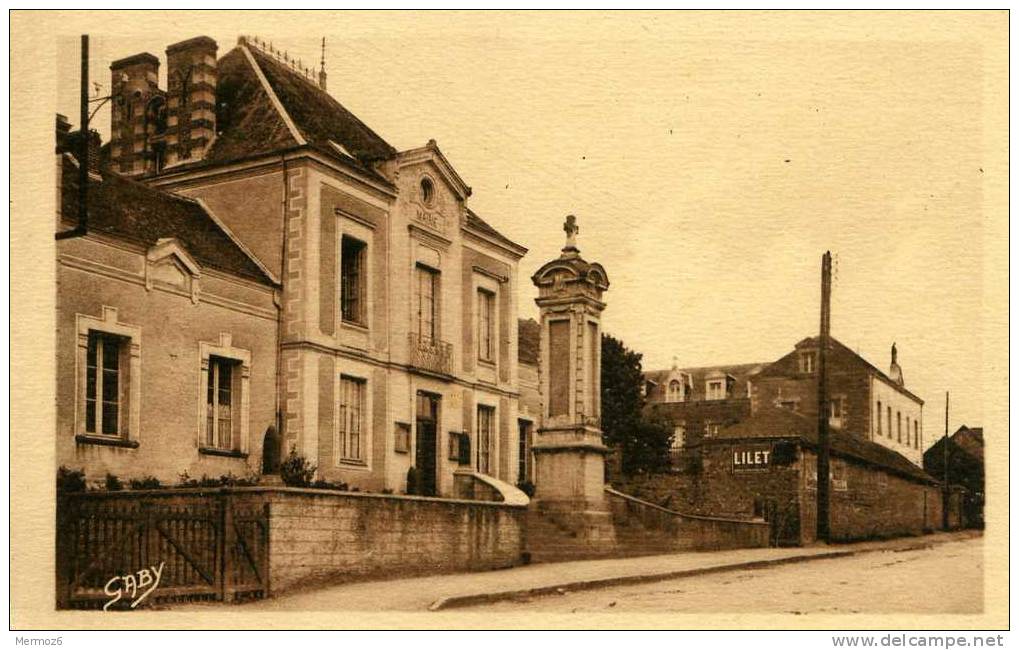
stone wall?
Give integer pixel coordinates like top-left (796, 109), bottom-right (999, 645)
top-left (799, 449), bottom-right (943, 543)
top-left (616, 440), bottom-right (941, 546)
top-left (266, 488), bottom-right (526, 593)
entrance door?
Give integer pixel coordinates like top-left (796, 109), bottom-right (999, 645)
top-left (415, 392), bottom-right (440, 497)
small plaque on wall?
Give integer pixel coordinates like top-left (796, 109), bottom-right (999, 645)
top-left (394, 422), bottom-right (410, 454)
top-left (448, 431), bottom-right (463, 461)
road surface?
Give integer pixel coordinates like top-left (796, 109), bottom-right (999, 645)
top-left (470, 536), bottom-right (983, 614)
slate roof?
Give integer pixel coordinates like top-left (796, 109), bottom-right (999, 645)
top-left (518, 318), bottom-right (540, 366)
top-left (59, 155), bottom-right (275, 285)
top-left (127, 38), bottom-right (521, 258)
top-left (190, 43), bottom-right (395, 183)
top-left (644, 362), bottom-right (769, 401)
top-left (706, 406), bottom-right (937, 484)
top-left (465, 209), bottom-right (527, 254)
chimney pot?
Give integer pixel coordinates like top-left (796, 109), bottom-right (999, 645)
top-left (165, 36), bottom-right (218, 168)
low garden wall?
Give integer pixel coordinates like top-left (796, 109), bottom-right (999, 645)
top-left (56, 486), bottom-right (528, 606)
top-left (264, 488), bottom-right (526, 593)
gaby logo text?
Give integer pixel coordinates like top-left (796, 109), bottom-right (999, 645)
top-left (103, 562), bottom-right (165, 611)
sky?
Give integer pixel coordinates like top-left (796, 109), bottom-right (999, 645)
top-left (53, 11), bottom-right (1004, 447)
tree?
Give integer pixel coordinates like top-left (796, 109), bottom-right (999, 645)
top-left (601, 334), bottom-right (673, 475)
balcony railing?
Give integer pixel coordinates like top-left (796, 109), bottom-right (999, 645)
top-left (408, 333), bottom-right (454, 376)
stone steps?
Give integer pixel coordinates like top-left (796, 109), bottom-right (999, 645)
top-left (524, 508), bottom-right (688, 564)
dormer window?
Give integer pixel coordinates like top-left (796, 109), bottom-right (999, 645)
top-left (799, 351), bottom-right (816, 374)
top-left (706, 380), bottom-right (725, 400)
top-left (667, 379), bottom-right (683, 402)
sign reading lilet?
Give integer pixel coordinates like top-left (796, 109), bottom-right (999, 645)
top-left (732, 446), bottom-right (772, 472)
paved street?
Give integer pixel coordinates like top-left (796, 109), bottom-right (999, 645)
top-left (470, 536), bottom-right (983, 615)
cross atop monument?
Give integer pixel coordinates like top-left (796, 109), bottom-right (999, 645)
top-left (563, 214), bottom-right (580, 254)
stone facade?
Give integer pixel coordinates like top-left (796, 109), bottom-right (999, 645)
top-left (125, 37), bottom-right (530, 497)
top-left (55, 156), bottom-right (279, 483)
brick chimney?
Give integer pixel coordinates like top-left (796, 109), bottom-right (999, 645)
top-left (110, 52), bottom-right (161, 176)
top-left (165, 36), bottom-right (218, 167)
top-left (56, 114), bottom-right (102, 173)
top-left (55, 113), bottom-right (71, 154)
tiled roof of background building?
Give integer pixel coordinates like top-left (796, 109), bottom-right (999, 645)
top-left (60, 155), bottom-right (275, 285)
top-left (644, 362), bottom-right (769, 401)
top-left (709, 407), bottom-right (936, 484)
top-left (951, 426), bottom-right (984, 462)
top-left (760, 336), bottom-right (924, 404)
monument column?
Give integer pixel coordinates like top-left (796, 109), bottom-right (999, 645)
top-left (530, 215), bottom-right (615, 544)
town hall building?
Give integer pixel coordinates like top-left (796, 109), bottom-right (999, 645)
top-left (63, 34), bottom-right (531, 497)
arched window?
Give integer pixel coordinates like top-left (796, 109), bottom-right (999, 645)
top-left (668, 379), bottom-right (682, 402)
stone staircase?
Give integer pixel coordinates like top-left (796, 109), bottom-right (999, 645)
top-left (523, 502), bottom-right (687, 564)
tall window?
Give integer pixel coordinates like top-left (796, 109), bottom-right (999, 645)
top-left (914, 420), bottom-right (920, 448)
top-left (887, 406), bottom-right (892, 438)
top-left (85, 332), bottom-right (122, 436)
top-left (517, 419), bottom-right (531, 484)
top-left (876, 400), bottom-right (882, 435)
top-left (477, 405), bottom-right (495, 474)
top-left (205, 356), bottom-right (236, 449)
top-left (897, 411), bottom-right (902, 442)
top-left (337, 376), bottom-right (366, 463)
top-left (341, 236), bottom-right (367, 325)
top-left (477, 289), bottom-right (494, 362)
top-left (416, 265), bottom-right (439, 341)
top-left (828, 397), bottom-right (844, 428)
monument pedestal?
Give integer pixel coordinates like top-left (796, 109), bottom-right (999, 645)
top-left (527, 216), bottom-right (616, 558)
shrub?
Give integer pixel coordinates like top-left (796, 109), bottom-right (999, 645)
top-left (176, 470), bottom-right (262, 489)
top-left (57, 466), bottom-right (86, 494)
top-left (280, 447), bottom-right (316, 487)
top-left (128, 476), bottom-right (162, 490)
top-left (311, 479), bottom-right (348, 491)
top-left (104, 473), bottom-right (123, 492)
top-left (406, 466), bottom-right (420, 495)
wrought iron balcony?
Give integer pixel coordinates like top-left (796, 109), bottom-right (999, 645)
top-left (408, 333), bottom-right (454, 376)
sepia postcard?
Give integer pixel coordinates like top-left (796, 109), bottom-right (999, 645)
top-left (9, 8), bottom-right (1010, 636)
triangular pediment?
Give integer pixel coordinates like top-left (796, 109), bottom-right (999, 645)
top-left (395, 140), bottom-right (472, 202)
top-left (146, 238), bottom-right (202, 278)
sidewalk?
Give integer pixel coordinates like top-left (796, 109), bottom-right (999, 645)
top-left (235, 530), bottom-right (980, 612)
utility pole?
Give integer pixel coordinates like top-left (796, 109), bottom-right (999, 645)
top-left (56, 34), bottom-right (90, 240)
top-left (943, 391), bottom-right (950, 530)
top-left (816, 251), bottom-right (832, 542)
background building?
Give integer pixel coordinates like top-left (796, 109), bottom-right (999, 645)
top-left (643, 361), bottom-right (767, 461)
top-left (924, 425), bottom-right (985, 528)
top-left (752, 337), bottom-right (925, 466)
